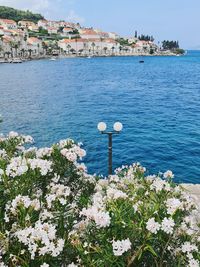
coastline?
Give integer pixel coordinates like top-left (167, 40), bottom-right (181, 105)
top-left (0, 51), bottom-right (182, 64)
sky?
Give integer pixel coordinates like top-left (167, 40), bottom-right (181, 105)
top-left (0, 0), bottom-right (200, 49)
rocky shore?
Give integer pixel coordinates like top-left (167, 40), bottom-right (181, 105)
top-left (182, 184), bottom-right (200, 213)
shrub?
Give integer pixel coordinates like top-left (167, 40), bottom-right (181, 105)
top-left (0, 132), bottom-right (199, 266)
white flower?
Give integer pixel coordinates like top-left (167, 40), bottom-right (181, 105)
top-left (61, 149), bottom-right (77, 162)
top-left (23, 135), bottom-right (34, 143)
top-left (150, 178), bottom-right (166, 192)
top-left (188, 258), bottom-right (199, 267)
top-left (94, 210), bottom-right (111, 228)
top-left (15, 221), bottom-right (64, 259)
top-left (40, 263), bottom-right (49, 267)
top-left (6, 157), bottom-right (28, 177)
top-left (0, 149), bottom-right (7, 159)
top-left (112, 238), bottom-right (131, 256)
top-left (8, 131), bottom-right (19, 138)
top-left (106, 188), bottom-right (128, 200)
top-left (166, 198), bottom-right (183, 215)
top-left (59, 139), bottom-right (74, 148)
top-left (80, 206), bottom-right (111, 228)
top-left (163, 170), bottom-right (174, 179)
top-left (161, 218), bottom-right (175, 234)
top-left (146, 218), bottom-right (160, 234)
top-left (133, 201), bottom-right (142, 212)
top-left (36, 147), bottom-right (52, 158)
top-left (68, 263), bottom-right (78, 267)
top-left (181, 242), bottom-right (198, 253)
top-left (28, 158), bottom-right (52, 176)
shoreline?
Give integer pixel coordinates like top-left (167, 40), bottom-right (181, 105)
top-left (0, 52), bottom-right (182, 64)
top-left (181, 184), bottom-right (200, 213)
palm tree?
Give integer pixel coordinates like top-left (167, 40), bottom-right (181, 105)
top-left (67, 44), bottom-right (71, 55)
top-left (96, 46), bottom-right (100, 55)
top-left (83, 42), bottom-right (87, 56)
top-left (42, 42), bottom-right (48, 55)
top-left (119, 46), bottom-right (122, 55)
top-left (111, 46), bottom-right (115, 55)
top-left (0, 45), bottom-right (3, 58)
top-left (75, 38), bottom-right (78, 56)
top-left (100, 37), bottom-right (104, 55)
top-left (91, 42), bottom-right (95, 55)
top-left (28, 49), bottom-right (33, 58)
top-left (37, 43), bottom-right (40, 55)
top-left (14, 43), bottom-right (19, 57)
top-left (20, 48), bottom-right (25, 58)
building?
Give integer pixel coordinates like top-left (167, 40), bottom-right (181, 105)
top-left (63, 27), bottom-right (74, 34)
top-left (0, 19), bottom-right (17, 29)
top-left (108, 32), bottom-right (120, 40)
top-left (47, 27), bottom-right (58, 34)
top-left (79, 29), bottom-right (100, 39)
top-left (18, 20), bottom-right (36, 29)
top-left (18, 20), bottom-right (39, 32)
top-left (38, 19), bottom-right (48, 29)
top-left (58, 38), bottom-right (119, 55)
top-left (27, 37), bottom-right (42, 54)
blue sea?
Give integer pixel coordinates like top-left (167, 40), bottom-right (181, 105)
top-left (0, 51), bottom-right (200, 183)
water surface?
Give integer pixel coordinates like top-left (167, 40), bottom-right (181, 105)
top-left (0, 51), bottom-right (200, 183)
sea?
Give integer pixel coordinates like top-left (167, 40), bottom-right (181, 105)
top-left (0, 50), bottom-right (200, 183)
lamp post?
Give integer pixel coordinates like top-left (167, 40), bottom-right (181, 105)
top-left (97, 122), bottom-right (123, 176)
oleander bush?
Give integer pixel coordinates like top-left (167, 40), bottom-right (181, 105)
top-left (0, 132), bottom-right (199, 267)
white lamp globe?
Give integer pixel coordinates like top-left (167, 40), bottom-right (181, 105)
top-left (113, 122), bottom-right (123, 132)
top-left (97, 122), bottom-right (107, 132)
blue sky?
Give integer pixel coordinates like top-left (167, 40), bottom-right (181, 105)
top-left (0, 0), bottom-right (200, 48)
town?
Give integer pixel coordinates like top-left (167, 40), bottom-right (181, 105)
top-left (0, 16), bottom-right (182, 62)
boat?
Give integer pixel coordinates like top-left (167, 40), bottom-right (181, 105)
top-left (50, 57), bottom-right (56, 61)
top-left (139, 60), bottom-right (144, 63)
top-left (87, 56), bottom-right (92, 59)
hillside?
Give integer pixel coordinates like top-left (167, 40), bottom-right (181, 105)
top-left (0, 6), bottom-right (44, 23)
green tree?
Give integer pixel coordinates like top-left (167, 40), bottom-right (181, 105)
top-left (91, 42), bottom-right (95, 55)
top-left (0, 5), bottom-right (44, 22)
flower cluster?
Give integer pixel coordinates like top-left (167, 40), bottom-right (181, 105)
top-left (112, 239), bottom-right (132, 256)
top-left (0, 132), bottom-right (199, 267)
top-left (15, 221), bottom-right (65, 259)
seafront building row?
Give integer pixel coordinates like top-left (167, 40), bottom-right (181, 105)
top-left (0, 18), bottom-right (163, 59)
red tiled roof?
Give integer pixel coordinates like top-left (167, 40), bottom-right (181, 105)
top-left (81, 29), bottom-right (98, 35)
top-left (63, 27), bottom-right (73, 31)
top-left (0, 18), bottom-right (16, 24)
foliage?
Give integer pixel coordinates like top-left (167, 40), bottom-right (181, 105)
top-left (162, 40), bottom-right (179, 50)
top-left (38, 27), bottom-right (48, 35)
top-left (0, 132), bottom-right (199, 266)
top-left (71, 166), bottom-right (200, 266)
top-left (69, 29), bottom-right (79, 35)
top-left (117, 38), bottom-right (130, 46)
top-left (150, 48), bottom-right (154, 55)
top-left (138, 34), bottom-right (154, 42)
top-left (0, 132), bottom-right (96, 266)
top-left (0, 6), bottom-right (44, 23)
top-left (175, 48), bottom-right (185, 55)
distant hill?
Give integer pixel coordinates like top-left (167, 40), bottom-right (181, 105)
top-left (0, 6), bottom-right (44, 23)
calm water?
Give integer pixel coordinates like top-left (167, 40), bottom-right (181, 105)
top-left (0, 51), bottom-right (200, 183)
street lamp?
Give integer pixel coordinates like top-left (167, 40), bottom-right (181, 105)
top-left (97, 121), bottom-right (123, 176)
